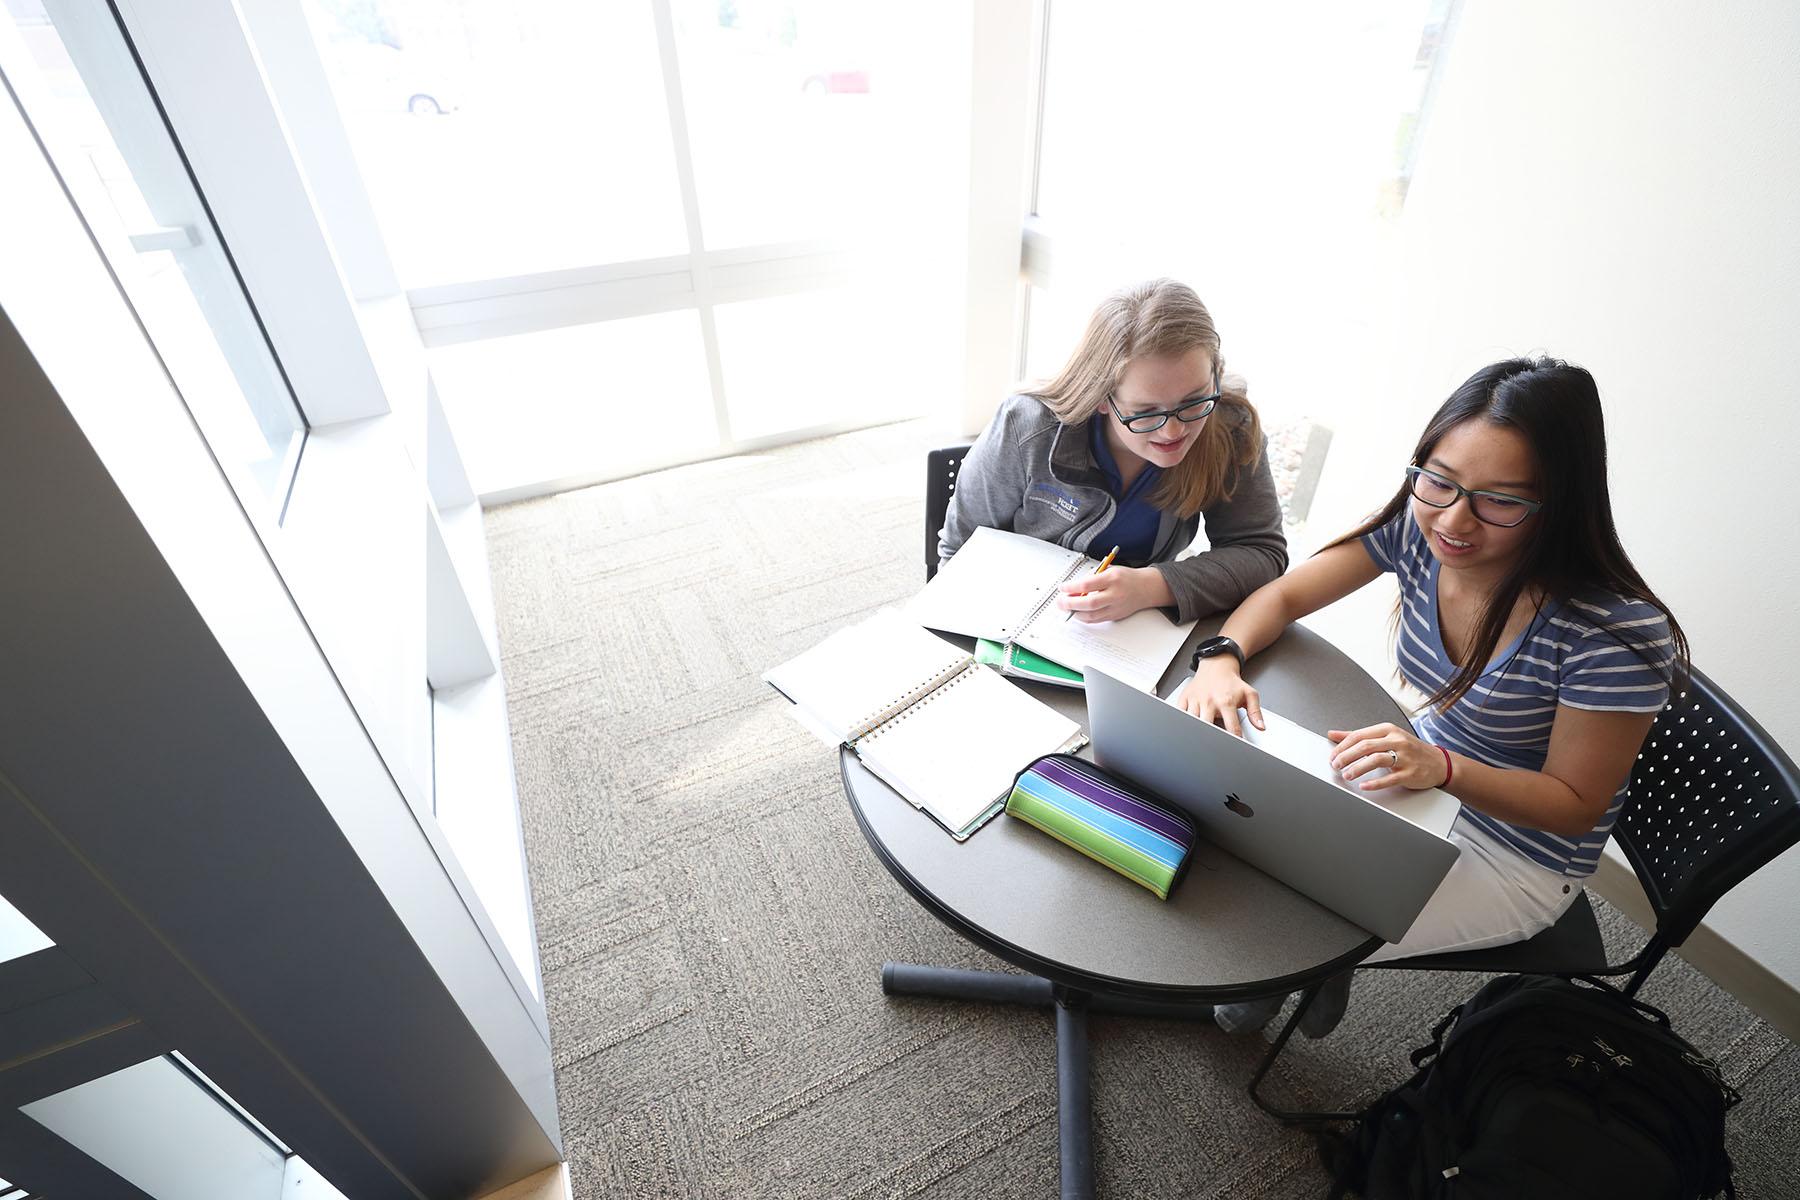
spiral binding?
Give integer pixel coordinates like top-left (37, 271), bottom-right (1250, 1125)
top-left (849, 662), bottom-right (979, 744)
top-left (847, 657), bottom-right (973, 745)
top-left (1015, 555), bottom-right (1090, 636)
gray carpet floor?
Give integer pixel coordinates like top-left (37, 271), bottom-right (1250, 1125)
top-left (483, 421), bottom-right (1800, 1199)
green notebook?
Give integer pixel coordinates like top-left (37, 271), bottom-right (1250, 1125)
top-left (975, 638), bottom-right (1085, 688)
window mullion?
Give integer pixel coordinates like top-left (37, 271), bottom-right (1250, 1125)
top-left (649, 0), bottom-right (731, 447)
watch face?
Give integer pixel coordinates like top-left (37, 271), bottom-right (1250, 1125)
top-left (1198, 636), bottom-right (1230, 656)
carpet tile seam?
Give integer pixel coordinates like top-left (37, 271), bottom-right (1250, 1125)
top-left (625, 750), bottom-right (835, 808)
top-left (1719, 1018), bottom-right (1789, 1088)
top-left (553, 1001), bottom-right (694, 1070)
top-left (540, 907), bottom-right (675, 973)
top-left (731, 1016), bottom-right (974, 1137)
top-left (1199, 1139), bottom-right (1321, 1200)
top-left (844, 1091), bottom-right (1057, 1200)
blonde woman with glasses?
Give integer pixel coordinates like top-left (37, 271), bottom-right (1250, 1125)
top-left (938, 279), bottom-right (1288, 623)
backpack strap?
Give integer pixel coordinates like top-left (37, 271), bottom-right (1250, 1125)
top-left (1573, 975), bottom-right (1743, 1112)
top-left (1571, 973), bottom-right (1673, 1028)
top-left (1409, 1002), bottom-right (1465, 1070)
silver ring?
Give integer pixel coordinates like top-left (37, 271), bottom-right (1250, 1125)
top-left (1388, 750), bottom-right (1399, 767)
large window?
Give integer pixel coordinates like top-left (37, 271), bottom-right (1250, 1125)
top-left (305, 0), bottom-right (968, 499)
top-left (673, 0), bottom-right (882, 251)
top-left (303, 0), bottom-right (687, 286)
top-left (1025, 0), bottom-right (1458, 423)
top-left (427, 309), bottom-right (712, 495)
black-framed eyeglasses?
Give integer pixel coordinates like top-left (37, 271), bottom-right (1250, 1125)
top-left (1405, 465), bottom-right (1543, 528)
top-left (1107, 384), bottom-right (1220, 434)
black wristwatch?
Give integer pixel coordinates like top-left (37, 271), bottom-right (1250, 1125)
top-left (1190, 635), bottom-right (1246, 673)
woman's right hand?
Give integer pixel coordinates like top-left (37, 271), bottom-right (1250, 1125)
top-left (1175, 658), bottom-right (1265, 737)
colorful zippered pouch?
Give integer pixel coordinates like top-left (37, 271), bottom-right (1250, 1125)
top-left (1004, 753), bottom-right (1197, 900)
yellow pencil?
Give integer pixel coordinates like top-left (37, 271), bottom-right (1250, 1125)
top-left (1065, 545), bottom-right (1120, 621)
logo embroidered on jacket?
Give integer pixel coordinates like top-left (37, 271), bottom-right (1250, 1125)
top-left (1029, 482), bottom-right (1082, 522)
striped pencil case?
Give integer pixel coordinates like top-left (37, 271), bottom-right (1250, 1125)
top-left (1004, 753), bottom-right (1198, 900)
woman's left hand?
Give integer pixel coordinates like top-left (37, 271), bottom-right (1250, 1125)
top-left (1327, 723), bottom-right (1448, 791)
top-left (1055, 566), bottom-right (1170, 623)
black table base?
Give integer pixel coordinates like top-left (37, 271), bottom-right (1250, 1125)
top-left (854, 621), bottom-right (1405, 1192)
top-left (883, 964), bottom-right (1363, 1194)
top-left (880, 963), bottom-right (1222, 1200)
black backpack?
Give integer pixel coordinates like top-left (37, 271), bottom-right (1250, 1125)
top-left (1319, 974), bottom-right (1741, 1200)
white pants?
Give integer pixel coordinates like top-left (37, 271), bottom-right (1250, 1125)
top-left (1213, 816), bottom-right (1590, 1037)
top-left (1365, 815), bottom-right (1587, 964)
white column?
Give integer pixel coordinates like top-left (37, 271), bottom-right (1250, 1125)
top-left (956, 0), bottom-right (1043, 437)
top-left (231, 0), bottom-right (403, 302)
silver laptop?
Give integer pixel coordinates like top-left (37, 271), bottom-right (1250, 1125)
top-left (1086, 666), bottom-right (1461, 944)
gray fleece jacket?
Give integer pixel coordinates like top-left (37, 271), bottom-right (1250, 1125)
top-left (937, 394), bottom-right (1289, 623)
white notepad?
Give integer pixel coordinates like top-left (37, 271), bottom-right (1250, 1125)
top-left (764, 609), bottom-right (1086, 839)
top-left (907, 527), bottom-right (1197, 693)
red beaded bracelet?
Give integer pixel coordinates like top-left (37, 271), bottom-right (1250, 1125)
top-left (1437, 744), bottom-right (1454, 789)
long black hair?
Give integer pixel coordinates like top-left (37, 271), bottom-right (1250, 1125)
top-left (1328, 357), bottom-right (1689, 711)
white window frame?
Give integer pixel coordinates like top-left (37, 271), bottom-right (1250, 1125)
top-left (251, 0), bottom-right (1047, 498)
top-left (2, 2), bottom-right (310, 517)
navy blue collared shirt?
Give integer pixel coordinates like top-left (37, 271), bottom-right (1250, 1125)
top-left (1086, 416), bottom-right (1163, 564)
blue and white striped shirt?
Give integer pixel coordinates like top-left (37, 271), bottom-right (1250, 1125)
top-left (1362, 509), bottom-right (1673, 876)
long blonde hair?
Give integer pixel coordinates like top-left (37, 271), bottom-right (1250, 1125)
top-left (1027, 279), bottom-right (1261, 518)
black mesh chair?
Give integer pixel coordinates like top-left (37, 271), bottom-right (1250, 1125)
top-left (924, 444), bottom-right (973, 581)
top-left (1252, 664), bottom-right (1800, 1121)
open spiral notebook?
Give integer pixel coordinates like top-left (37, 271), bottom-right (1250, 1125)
top-left (909, 527), bottom-right (1196, 692)
top-left (763, 609), bottom-right (1087, 839)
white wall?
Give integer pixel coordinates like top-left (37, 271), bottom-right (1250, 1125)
top-left (1307, 0), bottom-right (1800, 997)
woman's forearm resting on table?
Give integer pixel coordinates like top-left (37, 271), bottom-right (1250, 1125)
top-left (1432, 753), bottom-right (1603, 839)
top-left (1175, 540), bottom-right (1379, 732)
top-left (1335, 705), bottom-right (1654, 840)
top-left (1153, 538), bottom-right (1286, 624)
top-left (1214, 580), bottom-right (1303, 662)
top-left (1442, 705), bottom-right (1655, 838)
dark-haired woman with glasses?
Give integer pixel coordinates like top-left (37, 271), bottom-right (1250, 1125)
top-left (937, 278), bottom-right (1288, 623)
top-left (1178, 357), bottom-right (1688, 1035)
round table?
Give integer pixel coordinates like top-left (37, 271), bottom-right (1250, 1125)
top-left (841, 616), bottom-right (1408, 1198)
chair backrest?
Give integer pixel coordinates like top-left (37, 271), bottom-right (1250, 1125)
top-left (924, 444), bottom-right (973, 581)
top-left (1615, 665), bottom-right (1800, 949)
